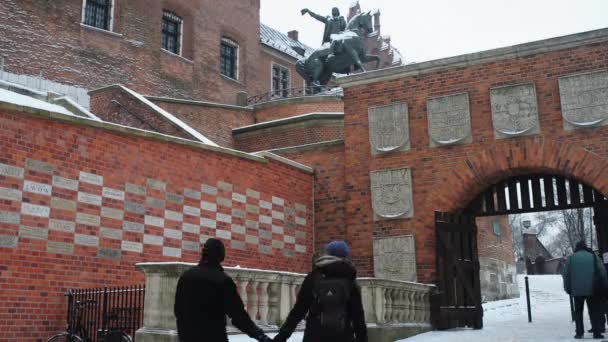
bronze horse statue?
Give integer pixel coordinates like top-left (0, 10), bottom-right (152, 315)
top-left (296, 11), bottom-right (380, 86)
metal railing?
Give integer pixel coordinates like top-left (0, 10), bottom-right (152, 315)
top-left (246, 85), bottom-right (339, 105)
top-left (67, 285), bottom-right (145, 341)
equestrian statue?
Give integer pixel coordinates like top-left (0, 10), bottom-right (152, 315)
top-left (298, 8), bottom-right (380, 87)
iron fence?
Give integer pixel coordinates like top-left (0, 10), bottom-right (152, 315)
top-left (246, 85), bottom-right (339, 105)
top-left (67, 285), bottom-right (145, 341)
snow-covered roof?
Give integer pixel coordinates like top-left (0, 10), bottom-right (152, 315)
top-left (260, 23), bottom-right (315, 59)
top-left (0, 87), bottom-right (75, 117)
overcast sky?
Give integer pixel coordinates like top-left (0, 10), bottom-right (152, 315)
top-left (261, 0), bottom-right (608, 63)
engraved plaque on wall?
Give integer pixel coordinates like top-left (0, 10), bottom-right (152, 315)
top-left (373, 235), bottom-right (417, 282)
top-left (559, 70), bottom-right (608, 130)
top-left (368, 102), bottom-right (409, 155)
top-left (427, 93), bottom-right (472, 147)
top-left (490, 83), bottom-right (540, 139)
top-left (370, 168), bottom-right (414, 220)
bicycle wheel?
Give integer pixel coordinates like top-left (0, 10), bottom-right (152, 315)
top-left (99, 331), bottom-right (132, 342)
top-left (47, 333), bottom-right (84, 342)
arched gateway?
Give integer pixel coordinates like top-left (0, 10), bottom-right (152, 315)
top-left (337, 28), bottom-right (608, 331)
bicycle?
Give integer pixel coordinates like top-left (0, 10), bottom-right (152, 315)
top-left (47, 291), bottom-right (133, 342)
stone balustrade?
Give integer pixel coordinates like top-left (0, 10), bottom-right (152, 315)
top-left (134, 262), bottom-right (434, 342)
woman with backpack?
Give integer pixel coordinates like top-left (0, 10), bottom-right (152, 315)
top-left (273, 241), bottom-right (368, 342)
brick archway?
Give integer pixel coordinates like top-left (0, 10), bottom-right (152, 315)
top-left (423, 137), bottom-right (608, 216)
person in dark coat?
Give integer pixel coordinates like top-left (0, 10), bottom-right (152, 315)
top-left (563, 241), bottom-right (608, 339)
top-left (273, 240), bottom-right (367, 342)
top-left (174, 238), bottom-right (272, 342)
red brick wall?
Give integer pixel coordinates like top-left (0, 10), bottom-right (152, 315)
top-left (253, 98), bottom-right (344, 123)
top-left (0, 0), bottom-right (275, 105)
top-left (234, 120), bottom-right (344, 152)
top-left (90, 87), bottom-right (193, 140)
top-left (274, 143), bottom-right (347, 255)
top-left (0, 109), bottom-right (313, 341)
top-left (342, 40), bottom-right (608, 283)
top-left (477, 216), bottom-right (514, 264)
top-left (150, 99), bottom-right (255, 148)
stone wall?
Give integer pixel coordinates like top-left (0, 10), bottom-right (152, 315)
top-left (337, 29), bottom-right (608, 283)
top-left (0, 105), bottom-right (314, 341)
top-left (479, 257), bottom-right (519, 302)
top-left (252, 96), bottom-right (344, 123)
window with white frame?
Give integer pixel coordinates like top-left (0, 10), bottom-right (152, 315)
top-left (82, 0), bottom-right (113, 31)
top-left (220, 38), bottom-right (239, 80)
top-left (272, 64), bottom-right (290, 98)
top-left (162, 10), bottom-right (182, 55)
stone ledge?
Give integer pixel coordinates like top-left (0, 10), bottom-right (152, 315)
top-left (268, 140), bottom-right (345, 155)
top-left (233, 112), bottom-right (344, 134)
top-left (146, 96), bottom-right (252, 111)
top-left (251, 93), bottom-right (343, 110)
top-left (338, 27), bottom-right (608, 88)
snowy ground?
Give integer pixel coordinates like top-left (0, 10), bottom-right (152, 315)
top-left (230, 275), bottom-right (593, 342)
top-left (400, 275), bottom-right (597, 342)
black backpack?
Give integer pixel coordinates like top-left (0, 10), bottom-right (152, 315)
top-left (310, 273), bottom-right (352, 333)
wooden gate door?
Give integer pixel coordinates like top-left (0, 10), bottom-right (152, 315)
top-left (594, 201), bottom-right (608, 256)
top-left (433, 211), bottom-right (483, 330)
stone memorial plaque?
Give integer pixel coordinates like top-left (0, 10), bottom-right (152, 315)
top-left (146, 197), bottom-right (165, 209)
top-left (144, 234), bottom-right (163, 246)
top-left (123, 221), bottom-right (144, 233)
top-left (259, 230), bottom-right (272, 240)
top-left (21, 203), bottom-right (50, 218)
top-left (217, 181), bottom-right (233, 192)
top-left (216, 229), bottom-right (231, 240)
top-left (232, 193), bottom-right (247, 203)
top-left (103, 187), bottom-right (125, 201)
top-left (231, 224), bottom-right (246, 234)
top-left (295, 244), bottom-right (306, 253)
top-left (259, 215), bottom-right (272, 224)
top-left (0, 163), bottom-right (24, 179)
top-left (559, 70), bottom-right (608, 130)
top-left (19, 226), bottom-right (48, 240)
top-left (246, 234), bottom-right (259, 244)
top-left (49, 219), bottom-right (75, 233)
top-left (76, 213), bottom-right (100, 226)
top-left (200, 218), bottom-right (216, 229)
top-left (165, 210), bottom-right (183, 222)
top-left (122, 241), bottom-right (143, 253)
top-left (146, 178), bottom-right (166, 191)
top-left (53, 176), bottom-right (78, 191)
top-left (182, 223), bottom-right (199, 234)
top-left (101, 207), bottom-right (124, 220)
top-left (427, 93), bottom-right (472, 147)
top-left (231, 240), bottom-right (246, 250)
top-left (0, 235), bottom-right (18, 249)
top-left (295, 217), bottom-right (306, 226)
top-left (125, 202), bottom-right (145, 215)
top-left (295, 203), bottom-right (306, 212)
top-left (126, 183), bottom-right (146, 196)
top-left (145, 215), bottom-right (165, 227)
top-left (164, 228), bottom-right (182, 240)
top-left (259, 245), bottom-right (272, 255)
top-left (26, 159), bottom-right (53, 174)
top-left (0, 187), bottom-right (22, 201)
top-left (0, 211), bottom-right (20, 225)
top-left (272, 196), bottom-right (284, 206)
top-left (78, 192), bottom-right (102, 206)
top-left (232, 209), bottom-right (246, 219)
top-left (373, 235), bottom-right (417, 282)
top-left (166, 193), bottom-right (184, 204)
top-left (182, 240), bottom-right (200, 252)
top-left (183, 206), bottom-right (200, 217)
top-left (23, 181), bottom-right (52, 196)
top-left (246, 189), bottom-right (260, 199)
top-left (75, 234), bottom-right (99, 247)
top-left (216, 213), bottom-right (232, 223)
top-left (370, 168), bottom-right (414, 220)
top-left (79, 172), bottom-right (103, 186)
top-left (202, 184), bottom-right (218, 196)
top-left (98, 248), bottom-right (121, 260)
top-left (47, 241), bottom-right (74, 255)
top-left (201, 201), bottom-right (217, 212)
top-left (163, 246), bottom-right (181, 258)
top-left (246, 204), bottom-right (259, 214)
top-left (216, 197), bottom-right (232, 208)
top-left (271, 210), bottom-right (284, 220)
top-left (490, 83), bottom-right (540, 139)
top-left (245, 220), bottom-right (259, 230)
top-left (184, 188), bottom-right (201, 200)
top-left (272, 240), bottom-right (285, 249)
top-left (51, 198), bottom-right (77, 211)
top-left (368, 102), bottom-right (409, 155)
top-left (100, 227), bottom-right (122, 240)
top-left (260, 200), bottom-right (272, 210)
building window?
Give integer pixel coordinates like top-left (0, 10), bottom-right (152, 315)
top-left (82, 0), bottom-right (112, 31)
top-left (492, 221), bottom-right (502, 236)
top-left (162, 11), bottom-right (182, 55)
top-left (220, 38), bottom-right (239, 80)
top-left (272, 65), bottom-right (290, 98)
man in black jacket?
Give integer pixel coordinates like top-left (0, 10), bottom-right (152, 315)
top-left (273, 240), bottom-right (367, 342)
top-left (174, 238), bottom-right (272, 342)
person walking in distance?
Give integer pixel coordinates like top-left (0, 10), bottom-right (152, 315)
top-left (174, 238), bottom-right (272, 342)
top-left (273, 240), bottom-right (367, 342)
top-left (563, 241), bottom-right (608, 339)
